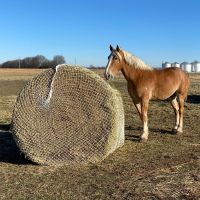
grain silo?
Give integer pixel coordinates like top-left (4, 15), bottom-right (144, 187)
top-left (180, 62), bottom-right (186, 70)
top-left (191, 62), bottom-right (195, 72)
top-left (196, 61), bottom-right (200, 72)
top-left (162, 62), bottom-right (171, 68)
top-left (191, 61), bottom-right (200, 72)
top-left (181, 62), bottom-right (190, 72)
top-left (181, 62), bottom-right (191, 72)
top-left (171, 62), bottom-right (180, 68)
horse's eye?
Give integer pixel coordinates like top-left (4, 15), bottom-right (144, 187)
top-left (114, 56), bottom-right (118, 60)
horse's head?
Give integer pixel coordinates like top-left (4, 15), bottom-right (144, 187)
top-left (105, 45), bottom-right (124, 80)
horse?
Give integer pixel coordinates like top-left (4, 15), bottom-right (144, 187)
top-left (105, 45), bottom-right (190, 142)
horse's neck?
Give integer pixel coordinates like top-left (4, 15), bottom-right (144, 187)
top-left (121, 63), bottom-right (138, 81)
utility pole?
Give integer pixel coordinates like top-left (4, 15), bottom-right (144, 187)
top-left (19, 57), bottom-right (21, 69)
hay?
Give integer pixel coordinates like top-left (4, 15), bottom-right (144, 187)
top-left (11, 65), bottom-right (124, 166)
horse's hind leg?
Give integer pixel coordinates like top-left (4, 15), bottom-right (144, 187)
top-left (177, 75), bottom-right (189, 133)
top-left (177, 94), bottom-right (185, 133)
top-left (170, 96), bottom-right (180, 134)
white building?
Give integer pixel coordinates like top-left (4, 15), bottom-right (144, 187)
top-left (181, 62), bottom-right (191, 72)
top-left (191, 61), bottom-right (200, 72)
top-left (162, 62), bottom-right (171, 68)
top-left (162, 61), bottom-right (199, 72)
top-left (171, 62), bottom-right (180, 68)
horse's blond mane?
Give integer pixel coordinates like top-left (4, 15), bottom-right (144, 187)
top-left (122, 50), bottom-right (152, 70)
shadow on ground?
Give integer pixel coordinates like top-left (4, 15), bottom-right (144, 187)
top-left (187, 95), bottom-right (200, 104)
top-left (125, 126), bottom-right (174, 142)
top-left (0, 124), bottom-right (33, 165)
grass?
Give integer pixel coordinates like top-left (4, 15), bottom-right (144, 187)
top-left (0, 68), bottom-right (200, 199)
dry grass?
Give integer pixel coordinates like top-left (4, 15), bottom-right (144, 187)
top-left (0, 69), bottom-right (200, 200)
top-left (0, 68), bottom-right (44, 80)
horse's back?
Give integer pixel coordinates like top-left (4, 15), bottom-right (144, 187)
top-left (155, 67), bottom-right (189, 85)
top-left (162, 67), bottom-right (189, 94)
top-left (152, 67), bottom-right (189, 99)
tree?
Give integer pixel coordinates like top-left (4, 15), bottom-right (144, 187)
top-left (35, 55), bottom-right (48, 67)
top-left (0, 55), bottom-right (66, 68)
top-left (53, 55), bottom-right (65, 65)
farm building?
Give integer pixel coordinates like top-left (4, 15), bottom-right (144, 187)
top-left (162, 61), bottom-right (200, 72)
top-left (180, 62), bottom-right (192, 72)
top-left (171, 62), bottom-right (180, 68)
top-left (162, 62), bottom-right (171, 68)
top-left (191, 61), bottom-right (200, 72)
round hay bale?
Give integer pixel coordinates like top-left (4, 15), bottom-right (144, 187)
top-left (12, 65), bottom-right (124, 166)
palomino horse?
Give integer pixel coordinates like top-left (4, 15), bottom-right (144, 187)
top-left (105, 45), bottom-right (189, 142)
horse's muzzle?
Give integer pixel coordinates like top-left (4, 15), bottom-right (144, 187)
top-left (104, 72), bottom-right (111, 80)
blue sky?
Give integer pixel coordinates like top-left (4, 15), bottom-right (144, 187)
top-left (0, 0), bottom-right (200, 67)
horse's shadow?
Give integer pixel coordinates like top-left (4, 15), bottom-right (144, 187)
top-left (187, 95), bottom-right (200, 104)
top-left (0, 124), bottom-right (32, 165)
top-left (125, 126), bottom-right (174, 142)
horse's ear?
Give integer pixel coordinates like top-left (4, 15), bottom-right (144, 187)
top-left (110, 45), bottom-right (114, 51)
top-left (116, 45), bottom-right (120, 51)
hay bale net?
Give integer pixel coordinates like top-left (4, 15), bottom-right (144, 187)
top-left (12, 65), bottom-right (124, 166)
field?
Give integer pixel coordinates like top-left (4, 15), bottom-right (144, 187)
top-left (0, 68), bottom-right (200, 199)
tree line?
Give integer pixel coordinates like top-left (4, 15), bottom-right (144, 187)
top-left (0, 55), bottom-right (65, 68)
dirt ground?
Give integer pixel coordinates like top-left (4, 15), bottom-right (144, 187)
top-left (0, 68), bottom-right (199, 200)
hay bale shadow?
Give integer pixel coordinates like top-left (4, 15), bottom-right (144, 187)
top-left (0, 124), bottom-right (33, 165)
top-left (187, 95), bottom-right (200, 104)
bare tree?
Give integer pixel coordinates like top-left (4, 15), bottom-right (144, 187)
top-left (53, 55), bottom-right (65, 65)
top-left (0, 55), bottom-right (66, 68)
top-left (35, 55), bottom-right (48, 67)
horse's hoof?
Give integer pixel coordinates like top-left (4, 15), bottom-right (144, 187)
top-left (140, 137), bottom-right (148, 143)
top-left (171, 129), bottom-right (178, 134)
top-left (177, 131), bottom-right (183, 135)
top-left (172, 129), bottom-right (182, 135)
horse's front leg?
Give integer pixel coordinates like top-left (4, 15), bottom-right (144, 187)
top-left (140, 98), bottom-right (149, 142)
